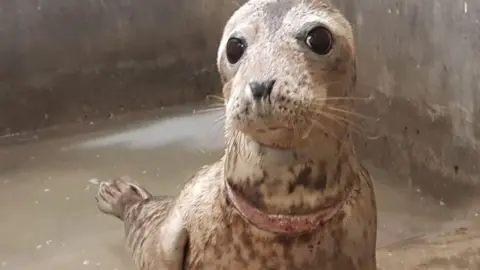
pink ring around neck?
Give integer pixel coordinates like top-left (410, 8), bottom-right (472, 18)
top-left (226, 182), bottom-right (343, 233)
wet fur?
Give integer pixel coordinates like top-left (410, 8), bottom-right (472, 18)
top-left (96, 0), bottom-right (378, 269)
top-left (97, 160), bottom-right (376, 269)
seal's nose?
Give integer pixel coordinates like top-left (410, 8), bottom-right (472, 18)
top-left (249, 79), bottom-right (276, 100)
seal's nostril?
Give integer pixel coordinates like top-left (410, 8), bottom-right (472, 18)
top-left (249, 79), bottom-right (276, 100)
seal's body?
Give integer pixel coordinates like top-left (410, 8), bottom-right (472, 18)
top-left (96, 0), bottom-right (378, 269)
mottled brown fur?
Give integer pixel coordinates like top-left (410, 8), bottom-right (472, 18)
top-left (96, 0), bottom-right (377, 269)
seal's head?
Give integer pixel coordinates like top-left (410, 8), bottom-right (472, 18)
top-left (217, 0), bottom-right (356, 149)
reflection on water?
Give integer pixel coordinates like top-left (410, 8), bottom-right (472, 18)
top-left (68, 109), bottom-right (225, 151)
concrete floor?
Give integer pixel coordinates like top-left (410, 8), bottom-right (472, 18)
top-left (0, 104), bottom-right (478, 270)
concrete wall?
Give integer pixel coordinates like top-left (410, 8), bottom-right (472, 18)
top-left (333, 0), bottom-right (480, 204)
top-left (0, 0), bottom-right (239, 135)
top-left (2, 0), bottom-right (479, 201)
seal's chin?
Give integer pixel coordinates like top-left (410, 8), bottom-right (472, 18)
top-left (251, 127), bottom-right (295, 149)
top-left (244, 124), bottom-right (313, 150)
top-left (226, 181), bottom-right (342, 234)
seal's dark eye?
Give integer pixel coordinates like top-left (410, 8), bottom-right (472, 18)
top-left (305, 27), bottom-right (333, 55)
top-left (226, 37), bottom-right (246, 64)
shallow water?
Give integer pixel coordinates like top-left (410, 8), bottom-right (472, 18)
top-left (0, 104), bottom-right (478, 270)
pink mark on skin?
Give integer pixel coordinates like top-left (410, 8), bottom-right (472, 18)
top-left (226, 182), bottom-right (342, 233)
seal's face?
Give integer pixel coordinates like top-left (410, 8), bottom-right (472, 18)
top-left (217, 0), bottom-right (356, 149)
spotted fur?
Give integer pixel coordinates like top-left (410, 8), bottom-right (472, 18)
top-left (96, 0), bottom-right (377, 269)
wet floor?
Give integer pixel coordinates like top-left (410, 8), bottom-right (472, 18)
top-left (0, 103), bottom-right (478, 270)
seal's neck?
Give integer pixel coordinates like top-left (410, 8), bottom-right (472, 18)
top-left (223, 129), bottom-right (356, 217)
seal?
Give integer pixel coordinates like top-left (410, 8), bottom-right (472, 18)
top-left (95, 0), bottom-right (378, 269)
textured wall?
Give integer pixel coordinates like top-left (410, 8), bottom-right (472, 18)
top-left (333, 0), bottom-right (480, 203)
top-left (0, 0), bottom-right (239, 135)
top-left (2, 0), bottom-right (479, 200)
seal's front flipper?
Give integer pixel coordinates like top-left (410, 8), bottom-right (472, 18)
top-left (96, 177), bottom-right (189, 270)
top-left (96, 176), bottom-right (152, 220)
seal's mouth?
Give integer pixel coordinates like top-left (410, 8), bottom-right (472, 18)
top-left (226, 181), bottom-right (342, 234)
top-left (252, 127), bottom-right (295, 150)
top-left (254, 124), bottom-right (312, 136)
top-left (256, 126), bottom-right (290, 132)
top-left (245, 124), bottom-right (313, 150)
